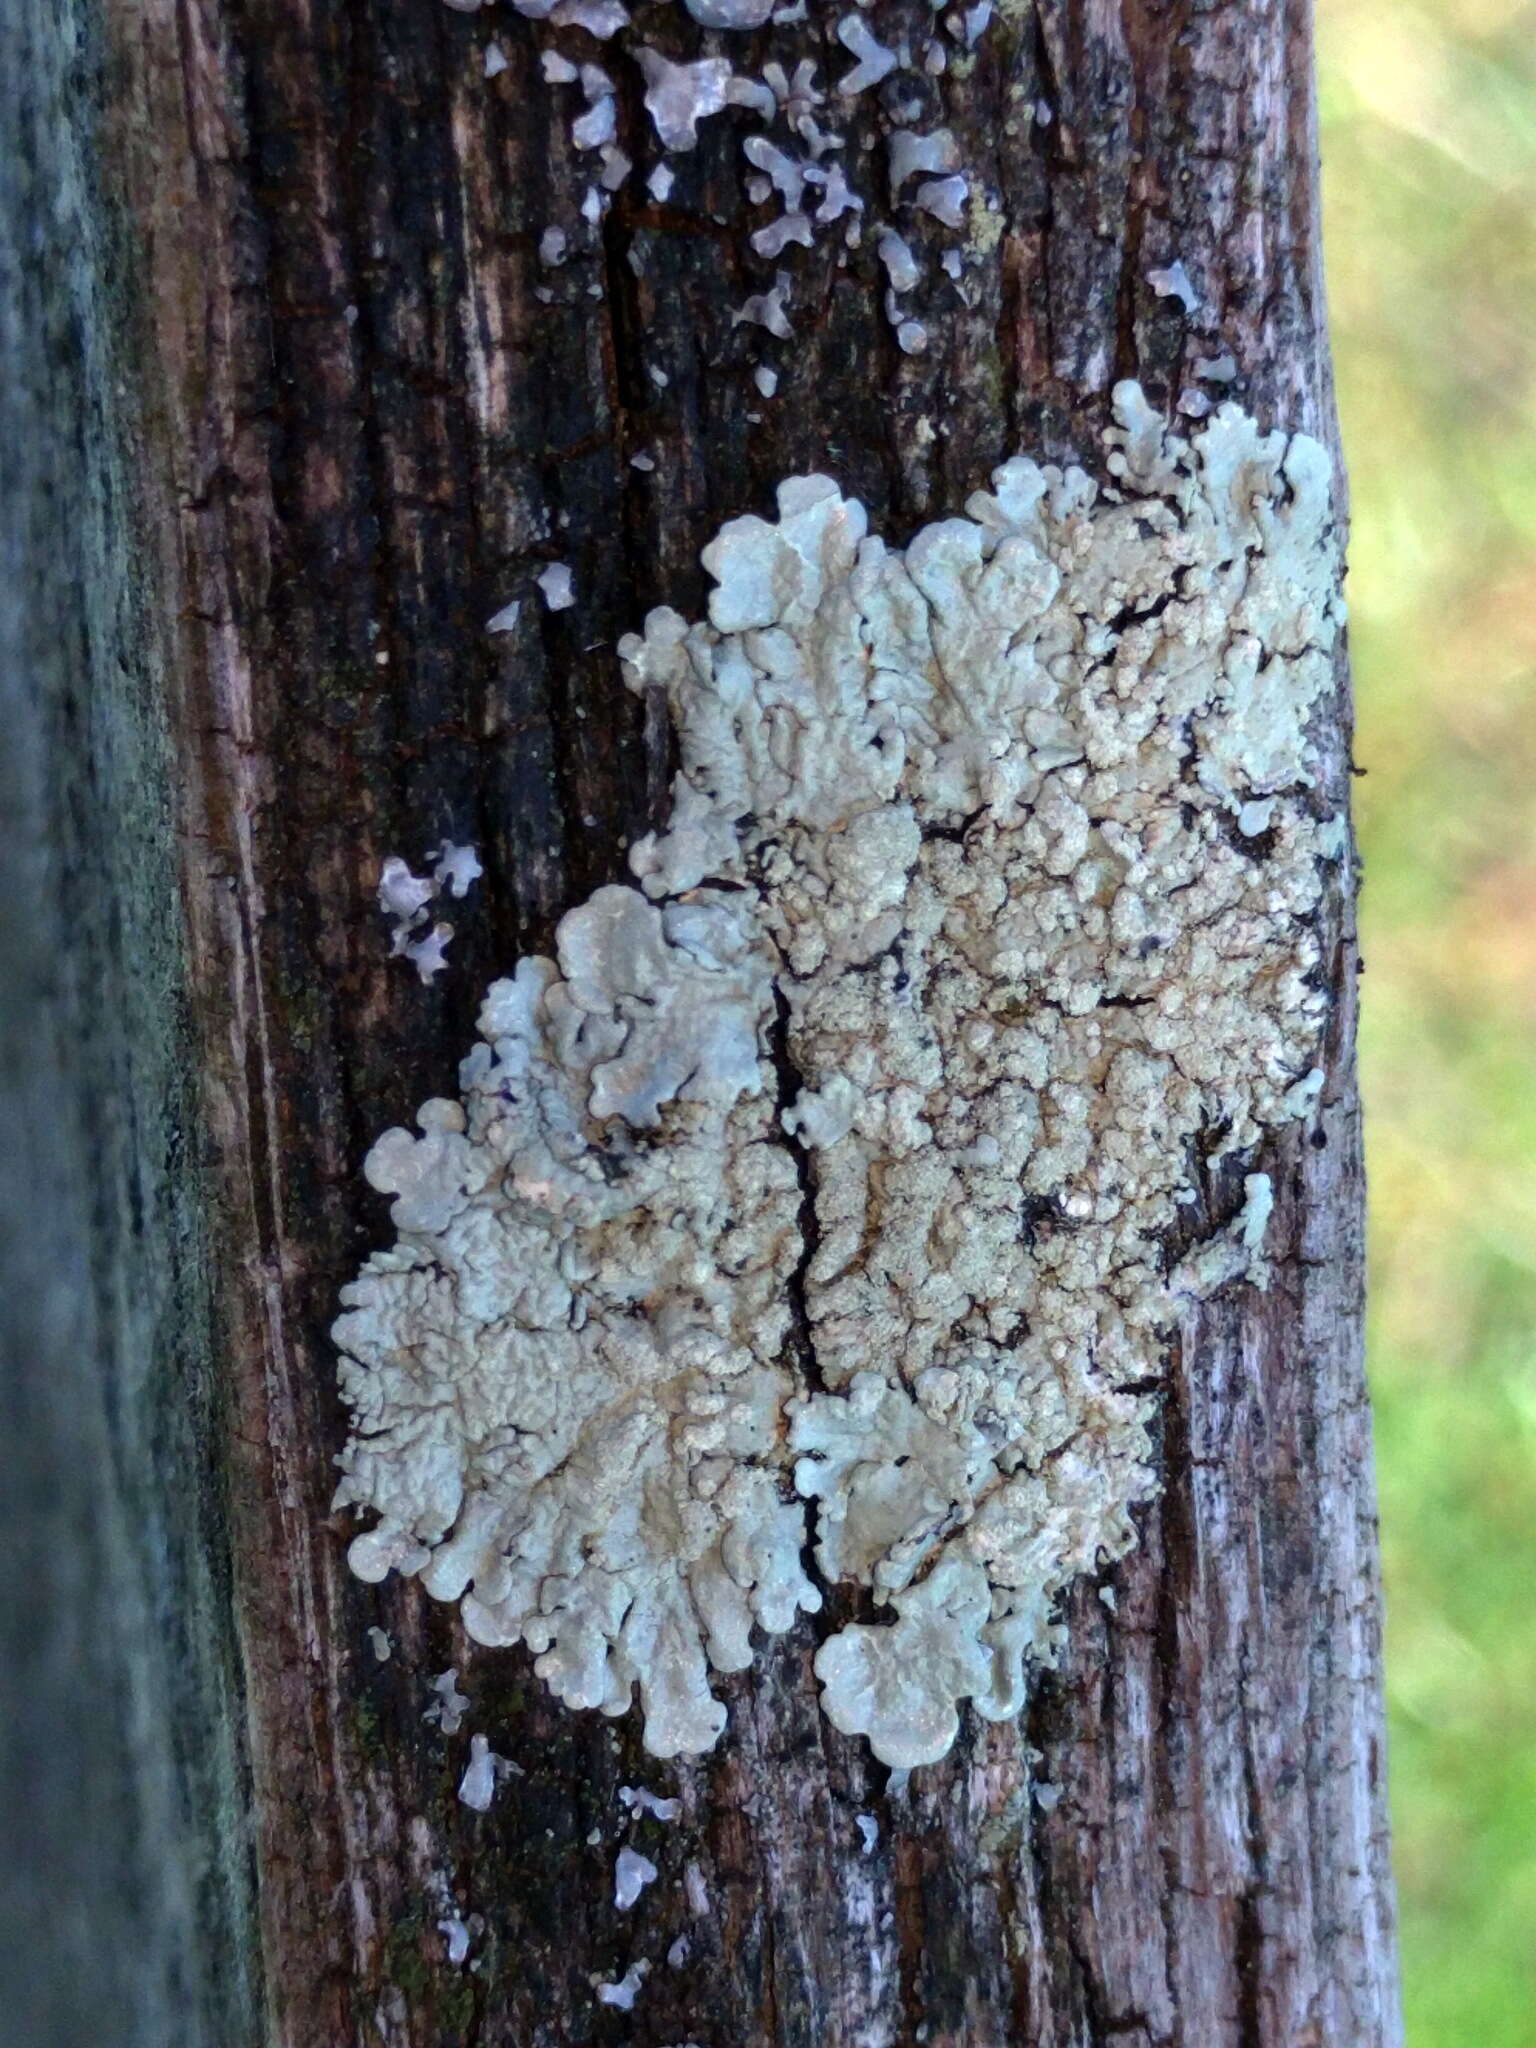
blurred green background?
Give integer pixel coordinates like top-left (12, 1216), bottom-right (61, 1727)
top-left (1318, 1), bottom-right (1536, 2039)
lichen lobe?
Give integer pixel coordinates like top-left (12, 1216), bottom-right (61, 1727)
top-left (333, 384), bottom-right (1342, 1767)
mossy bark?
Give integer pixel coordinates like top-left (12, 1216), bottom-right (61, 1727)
top-left (87, 1), bottom-right (1400, 2043)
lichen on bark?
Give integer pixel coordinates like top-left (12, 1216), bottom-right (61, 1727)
top-left (334, 382), bottom-right (1343, 1766)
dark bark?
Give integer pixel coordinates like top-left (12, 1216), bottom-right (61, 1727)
top-left (73, 0), bottom-right (1401, 2042)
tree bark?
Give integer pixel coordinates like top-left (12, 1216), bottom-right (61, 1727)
top-left (74, 0), bottom-right (1400, 2042)
top-left (1, 5), bottom-right (257, 2046)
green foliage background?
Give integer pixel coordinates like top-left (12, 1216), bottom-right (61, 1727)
top-left (1319, 1), bottom-right (1536, 2037)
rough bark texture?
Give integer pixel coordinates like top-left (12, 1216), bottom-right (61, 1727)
top-left (89, 0), bottom-right (1399, 2043)
top-left (0, 4), bottom-right (257, 2044)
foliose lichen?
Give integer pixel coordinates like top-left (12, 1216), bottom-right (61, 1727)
top-left (502, 0), bottom-right (1004, 379)
top-left (334, 386), bottom-right (1343, 1766)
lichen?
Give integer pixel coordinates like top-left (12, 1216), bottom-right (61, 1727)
top-left (424, 1667), bottom-right (471, 1733)
top-left (595, 1960), bottom-right (648, 2010)
top-left (437, 1915), bottom-right (472, 1965)
top-left (493, 0), bottom-right (1004, 363)
top-left (457, 1732), bottom-right (517, 1810)
top-left (619, 1783), bottom-right (682, 1821)
top-left (836, 15), bottom-right (898, 96)
top-left (614, 1845), bottom-right (659, 1908)
top-left (334, 387), bottom-right (1342, 1766)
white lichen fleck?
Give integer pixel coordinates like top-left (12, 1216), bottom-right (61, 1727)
top-left (424, 1667), bottom-right (471, 1734)
top-left (809, 162), bottom-right (862, 225)
top-left (486, 598), bottom-right (522, 634)
top-left (855, 1812), bottom-right (879, 1855)
top-left (751, 212), bottom-right (813, 260)
top-left (457, 1732), bottom-right (516, 1812)
top-left (1284, 1065), bottom-right (1326, 1117)
top-left (743, 136), bottom-right (807, 212)
top-left (637, 48), bottom-right (733, 152)
top-left (683, 0), bottom-right (774, 22)
top-left (538, 561), bottom-right (575, 610)
top-left (764, 58), bottom-right (821, 116)
top-left (403, 921), bottom-right (454, 986)
top-left (380, 856), bottom-right (447, 974)
top-left (888, 128), bottom-right (960, 201)
top-left (727, 76), bottom-right (778, 122)
top-left (438, 1915), bottom-right (472, 1965)
top-left (552, 0), bottom-right (629, 32)
top-left (379, 855), bottom-right (436, 930)
top-left (367, 1625), bottom-right (392, 1662)
top-left (484, 41), bottom-right (508, 78)
top-left (915, 173), bottom-right (968, 229)
top-left (619, 1783), bottom-right (683, 1821)
top-left (962, 0), bottom-right (994, 46)
top-left (836, 15), bottom-right (898, 95)
top-left (432, 841), bottom-right (483, 899)
top-left (614, 1844), bottom-right (660, 1909)
top-left (336, 388), bottom-right (1342, 1768)
top-left (1147, 259), bottom-right (1199, 313)
top-left (1237, 1171), bottom-right (1274, 1252)
top-left (753, 364), bottom-right (779, 399)
top-left (596, 1959), bottom-right (649, 2010)
top-left (648, 162), bottom-right (675, 204)
top-left (876, 228), bottom-right (921, 294)
top-left (731, 275), bottom-right (794, 340)
top-left (599, 145), bottom-right (633, 192)
top-left (571, 92), bottom-right (618, 153)
top-left (1195, 352), bottom-right (1239, 384)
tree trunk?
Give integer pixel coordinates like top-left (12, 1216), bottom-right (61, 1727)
top-left (9, 0), bottom-right (1399, 2042)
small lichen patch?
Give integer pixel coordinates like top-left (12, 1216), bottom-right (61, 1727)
top-left (424, 1667), bottom-right (471, 1733)
top-left (614, 1845), bottom-right (660, 1908)
top-left (595, 1959), bottom-right (649, 2010)
top-left (457, 1732), bottom-right (518, 1811)
top-left (1147, 259), bottom-right (1199, 313)
top-left (379, 855), bottom-right (434, 925)
top-left (538, 561), bottom-right (575, 610)
top-left (335, 388), bottom-right (1342, 1766)
top-left (380, 847), bottom-right (478, 986)
top-left (619, 1784), bottom-right (682, 1821)
top-left (437, 1915), bottom-right (472, 1965)
top-left (484, 0), bottom-right (1015, 403)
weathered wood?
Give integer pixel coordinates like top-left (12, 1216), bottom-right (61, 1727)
top-left (103, 0), bottom-right (1398, 2042)
top-left (0, 3), bottom-right (257, 2044)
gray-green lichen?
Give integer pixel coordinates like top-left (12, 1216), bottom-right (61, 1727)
top-left (333, 385), bottom-right (1342, 1766)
